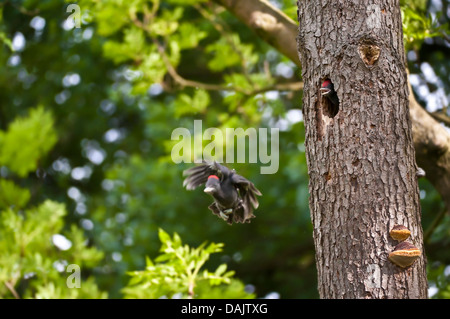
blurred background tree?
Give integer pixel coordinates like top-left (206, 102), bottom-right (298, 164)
top-left (0, 107), bottom-right (106, 298)
top-left (0, 0), bottom-right (448, 298)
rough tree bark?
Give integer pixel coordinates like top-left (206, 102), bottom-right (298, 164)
top-left (213, 0), bottom-right (450, 214)
top-left (296, 0), bottom-right (427, 298)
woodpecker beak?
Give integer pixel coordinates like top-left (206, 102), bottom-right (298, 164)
top-left (320, 87), bottom-right (331, 96)
top-left (204, 187), bottom-right (215, 194)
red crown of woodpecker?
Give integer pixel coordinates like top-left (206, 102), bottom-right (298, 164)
top-left (321, 79), bottom-right (332, 88)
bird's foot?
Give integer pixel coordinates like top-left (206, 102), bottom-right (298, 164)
top-left (219, 209), bottom-right (233, 220)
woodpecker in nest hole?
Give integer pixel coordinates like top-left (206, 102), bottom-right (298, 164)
top-left (320, 79), bottom-right (339, 106)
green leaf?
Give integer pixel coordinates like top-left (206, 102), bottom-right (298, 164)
top-left (95, 3), bottom-right (129, 36)
top-left (174, 89), bottom-right (210, 118)
top-left (140, 51), bottom-right (166, 83)
top-left (0, 179), bottom-right (31, 209)
top-left (214, 264), bottom-right (227, 276)
top-left (158, 228), bottom-right (171, 245)
top-left (103, 27), bottom-right (145, 64)
top-left (206, 37), bottom-right (242, 71)
top-left (145, 256), bottom-right (153, 267)
top-left (0, 31), bottom-right (12, 51)
top-left (174, 23), bottom-right (207, 50)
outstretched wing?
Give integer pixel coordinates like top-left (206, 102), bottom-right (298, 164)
top-left (232, 173), bottom-right (262, 208)
top-left (231, 172), bottom-right (262, 222)
top-left (182, 161), bottom-right (232, 190)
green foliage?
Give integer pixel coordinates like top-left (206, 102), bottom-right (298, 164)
top-left (0, 107), bottom-right (54, 210)
top-left (0, 106), bottom-right (105, 299)
top-left (174, 89), bottom-right (210, 118)
top-left (0, 7), bottom-right (12, 50)
top-left (206, 35), bottom-right (255, 72)
top-left (0, 179), bottom-right (30, 210)
top-left (172, 23), bottom-right (207, 50)
top-left (122, 229), bottom-right (254, 299)
top-left (0, 200), bottom-right (106, 298)
top-left (0, 106), bottom-right (57, 177)
top-left (401, 2), bottom-right (449, 51)
top-left (427, 260), bottom-right (450, 299)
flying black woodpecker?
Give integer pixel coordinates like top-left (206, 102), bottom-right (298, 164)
top-left (183, 161), bottom-right (262, 225)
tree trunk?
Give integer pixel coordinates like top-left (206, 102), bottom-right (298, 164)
top-left (296, 0), bottom-right (428, 299)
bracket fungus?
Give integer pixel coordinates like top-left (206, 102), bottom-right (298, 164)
top-left (389, 225), bottom-right (411, 242)
top-left (388, 241), bottom-right (421, 268)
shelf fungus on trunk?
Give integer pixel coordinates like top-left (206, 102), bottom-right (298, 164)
top-left (389, 225), bottom-right (411, 242)
top-left (388, 241), bottom-right (421, 268)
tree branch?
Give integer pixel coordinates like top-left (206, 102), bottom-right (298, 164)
top-left (153, 37), bottom-right (302, 95)
top-left (153, 38), bottom-right (235, 92)
top-left (212, 0), bottom-right (300, 67)
top-left (408, 78), bottom-right (450, 212)
top-left (130, 7), bottom-right (302, 96)
top-left (194, 3), bottom-right (255, 85)
top-left (4, 281), bottom-right (20, 299)
top-left (429, 110), bottom-right (450, 127)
